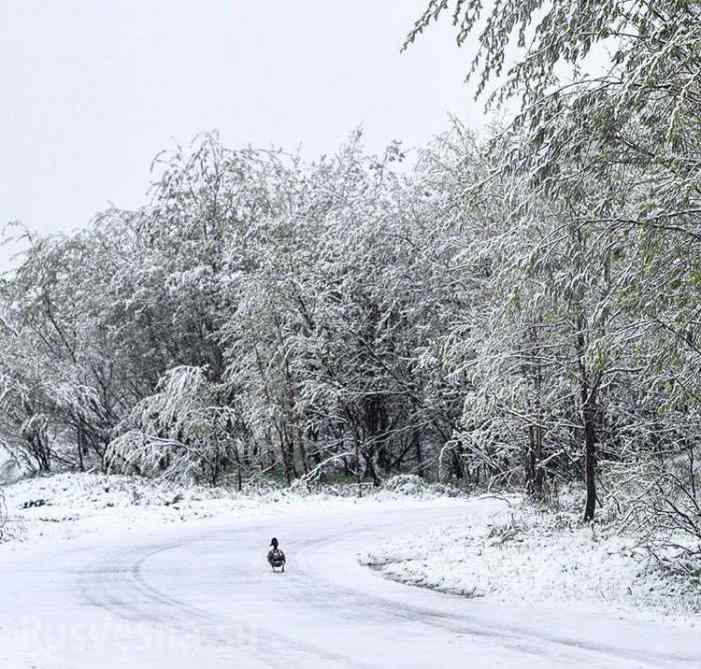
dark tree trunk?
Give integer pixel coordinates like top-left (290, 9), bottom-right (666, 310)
top-left (77, 427), bottom-right (85, 473)
top-left (274, 424), bottom-right (293, 486)
top-left (582, 399), bottom-right (597, 521)
top-left (526, 422), bottom-right (545, 499)
top-left (363, 451), bottom-right (381, 487)
top-left (524, 325), bottom-right (545, 499)
top-left (575, 306), bottom-right (598, 522)
top-left (451, 448), bottom-right (464, 480)
top-left (414, 430), bottom-right (424, 478)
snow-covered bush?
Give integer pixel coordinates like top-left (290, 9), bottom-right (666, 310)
top-left (610, 446), bottom-right (701, 553)
top-left (383, 474), bottom-right (462, 497)
top-left (107, 366), bottom-right (243, 486)
top-left (384, 474), bottom-right (430, 495)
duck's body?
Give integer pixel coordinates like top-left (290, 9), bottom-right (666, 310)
top-left (267, 537), bottom-right (286, 572)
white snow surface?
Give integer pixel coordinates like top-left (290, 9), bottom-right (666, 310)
top-left (0, 474), bottom-right (699, 668)
top-left (359, 495), bottom-right (701, 626)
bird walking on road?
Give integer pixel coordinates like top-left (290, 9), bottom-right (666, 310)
top-left (267, 537), bottom-right (286, 573)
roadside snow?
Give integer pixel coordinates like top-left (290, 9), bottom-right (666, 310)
top-left (359, 493), bottom-right (701, 627)
top-left (0, 472), bottom-right (462, 550)
top-left (4, 472), bottom-right (700, 632)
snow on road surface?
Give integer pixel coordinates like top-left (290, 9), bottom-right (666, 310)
top-left (1, 496), bottom-right (699, 669)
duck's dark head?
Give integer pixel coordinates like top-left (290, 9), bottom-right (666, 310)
top-left (270, 537), bottom-right (278, 548)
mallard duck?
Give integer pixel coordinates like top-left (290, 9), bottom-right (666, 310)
top-left (267, 537), bottom-right (286, 572)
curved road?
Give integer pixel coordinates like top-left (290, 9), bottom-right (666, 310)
top-left (1, 500), bottom-right (699, 668)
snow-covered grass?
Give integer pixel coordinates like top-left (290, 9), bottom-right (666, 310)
top-left (359, 489), bottom-right (701, 626)
top-left (1, 473), bottom-right (236, 547)
top-left (0, 472), bottom-right (463, 549)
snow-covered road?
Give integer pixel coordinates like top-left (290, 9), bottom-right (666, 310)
top-left (1, 499), bottom-right (699, 668)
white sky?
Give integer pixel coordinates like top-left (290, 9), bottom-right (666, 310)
top-left (0, 1), bottom-right (490, 272)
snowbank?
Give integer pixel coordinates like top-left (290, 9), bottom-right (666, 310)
top-left (0, 471), bottom-right (465, 549)
top-left (359, 493), bottom-right (701, 626)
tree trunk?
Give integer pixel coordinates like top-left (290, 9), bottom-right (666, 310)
top-left (575, 307), bottom-right (598, 521)
top-left (363, 450), bottom-right (381, 487)
top-left (524, 326), bottom-right (544, 498)
top-left (414, 430), bottom-right (424, 478)
top-left (582, 398), bottom-right (597, 521)
top-left (77, 427), bottom-right (85, 473)
top-left (451, 448), bottom-right (464, 480)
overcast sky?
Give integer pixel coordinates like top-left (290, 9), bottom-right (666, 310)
top-left (0, 1), bottom-right (491, 271)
